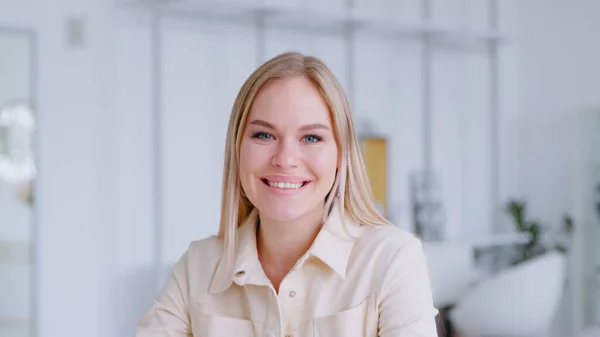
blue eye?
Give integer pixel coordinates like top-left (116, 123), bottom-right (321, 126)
top-left (252, 132), bottom-right (274, 140)
top-left (303, 135), bottom-right (322, 143)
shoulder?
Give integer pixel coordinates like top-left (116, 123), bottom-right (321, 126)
top-left (187, 235), bottom-right (224, 257)
top-left (164, 235), bottom-right (229, 299)
top-left (343, 223), bottom-right (431, 300)
top-left (359, 224), bottom-right (426, 259)
top-left (356, 224), bottom-right (434, 296)
top-left (182, 235), bottom-right (224, 268)
top-left (352, 224), bottom-right (429, 282)
top-left (361, 226), bottom-right (439, 332)
top-left (172, 235), bottom-right (224, 285)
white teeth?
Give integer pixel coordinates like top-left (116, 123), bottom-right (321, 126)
top-left (267, 181), bottom-right (303, 189)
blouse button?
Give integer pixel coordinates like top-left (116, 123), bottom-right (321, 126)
top-left (235, 270), bottom-right (245, 277)
top-left (288, 290), bottom-right (296, 298)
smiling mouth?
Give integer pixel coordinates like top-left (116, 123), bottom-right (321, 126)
top-left (261, 179), bottom-right (310, 189)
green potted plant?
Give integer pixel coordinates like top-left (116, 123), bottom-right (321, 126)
top-left (505, 199), bottom-right (573, 265)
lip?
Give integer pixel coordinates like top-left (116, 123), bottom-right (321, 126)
top-left (261, 175), bottom-right (309, 183)
top-left (259, 175), bottom-right (312, 195)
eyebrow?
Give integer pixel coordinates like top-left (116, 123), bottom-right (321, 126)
top-left (248, 119), bottom-right (330, 132)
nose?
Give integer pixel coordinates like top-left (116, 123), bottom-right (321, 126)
top-left (271, 138), bottom-right (299, 169)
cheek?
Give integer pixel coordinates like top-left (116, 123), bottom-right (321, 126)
top-left (307, 148), bottom-right (338, 184)
top-left (239, 141), bottom-right (272, 182)
top-left (238, 142), bottom-right (258, 192)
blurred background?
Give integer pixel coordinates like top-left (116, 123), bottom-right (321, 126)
top-left (1, 0), bottom-right (599, 336)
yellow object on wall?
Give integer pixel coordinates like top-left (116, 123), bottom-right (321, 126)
top-left (360, 136), bottom-right (388, 216)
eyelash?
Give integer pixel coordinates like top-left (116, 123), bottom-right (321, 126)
top-left (251, 132), bottom-right (323, 143)
top-left (303, 134), bottom-right (323, 143)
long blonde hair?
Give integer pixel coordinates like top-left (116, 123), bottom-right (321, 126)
top-left (218, 51), bottom-right (391, 249)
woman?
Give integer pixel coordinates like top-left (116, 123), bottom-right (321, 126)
top-left (136, 52), bottom-right (439, 337)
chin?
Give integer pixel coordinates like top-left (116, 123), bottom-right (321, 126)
top-left (258, 201), bottom-right (317, 223)
top-left (261, 205), bottom-right (306, 222)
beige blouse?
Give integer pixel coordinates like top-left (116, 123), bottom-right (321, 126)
top-left (135, 206), bottom-right (439, 337)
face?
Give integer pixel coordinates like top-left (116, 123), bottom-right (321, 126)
top-left (239, 76), bottom-right (338, 223)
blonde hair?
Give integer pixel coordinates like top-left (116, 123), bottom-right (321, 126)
top-left (218, 51), bottom-right (391, 248)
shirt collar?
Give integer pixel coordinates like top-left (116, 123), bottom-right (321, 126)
top-left (309, 204), bottom-right (364, 277)
top-left (208, 203), bottom-right (363, 295)
top-left (209, 208), bottom-right (262, 295)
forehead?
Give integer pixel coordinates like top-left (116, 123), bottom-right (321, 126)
top-left (248, 76), bottom-right (332, 126)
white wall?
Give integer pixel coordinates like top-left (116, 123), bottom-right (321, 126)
top-left (0, 26), bottom-right (34, 337)
top-left (1, 1), bottom-right (118, 337)
top-left (0, 33), bottom-right (30, 104)
top-left (116, 0), bottom-right (521, 275)
top-left (517, 0), bottom-right (600, 225)
top-left (0, 31), bottom-right (32, 243)
top-left (516, 0), bottom-right (600, 335)
top-left (0, 0), bottom-right (521, 336)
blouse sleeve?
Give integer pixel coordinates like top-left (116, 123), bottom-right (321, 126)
top-left (378, 237), bottom-right (439, 337)
top-left (135, 250), bottom-right (193, 337)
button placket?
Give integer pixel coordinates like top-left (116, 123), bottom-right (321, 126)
top-left (264, 284), bottom-right (283, 337)
top-left (278, 272), bottom-right (303, 337)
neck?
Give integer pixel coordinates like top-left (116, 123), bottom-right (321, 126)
top-left (256, 204), bottom-right (326, 283)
